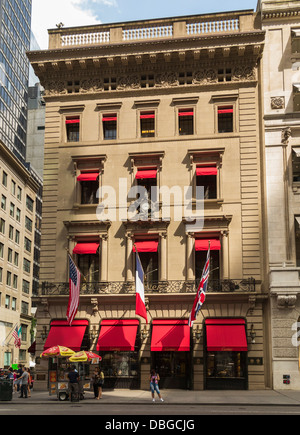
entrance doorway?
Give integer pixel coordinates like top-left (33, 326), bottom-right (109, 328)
top-left (152, 351), bottom-right (191, 389)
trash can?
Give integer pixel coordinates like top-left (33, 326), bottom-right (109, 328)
top-left (0, 379), bottom-right (13, 401)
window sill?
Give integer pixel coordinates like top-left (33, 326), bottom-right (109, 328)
top-left (192, 198), bottom-right (224, 206)
top-left (73, 203), bottom-right (98, 210)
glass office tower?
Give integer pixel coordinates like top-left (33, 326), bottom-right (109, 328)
top-left (0, 0), bottom-right (32, 163)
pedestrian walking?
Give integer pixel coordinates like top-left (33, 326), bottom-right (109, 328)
top-left (91, 368), bottom-right (100, 398)
top-left (150, 369), bottom-right (164, 402)
top-left (19, 367), bottom-right (29, 398)
top-left (14, 364), bottom-right (22, 392)
top-left (27, 369), bottom-right (32, 397)
top-left (97, 369), bottom-right (104, 400)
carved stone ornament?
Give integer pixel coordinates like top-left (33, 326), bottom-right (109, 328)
top-left (271, 96), bottom-right (285, 110)
top-left (80, 78), bottom-right (103, 93)
top-left (232, 65), bottom-right (256, 82)
top-left (193, 69), bottom-right (218, 84)
top-left (117, 75), bottom-right (140, 90)
top-left (155, 72), bottom-right (179, 87)
top-left (281, 127), bottom-right (292, 145)
top-left (44, 81), bottom-right (67, 96)
top-left (277, 294), bottom-right (297, 309)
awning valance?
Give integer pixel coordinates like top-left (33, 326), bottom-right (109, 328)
top-left (218, 106), bottom-right (233, 114)
top-left (140, 112), bottom-right (155, 119)
top-left (77, 173), bottom-right (99, 182)
top-left (133, 240), bottom-right (158, 253)
top-left (44, 320), bottom-right (89, 351)
top-left (96, 319), bottom-right (139, 351)
top-left (73, 243), bottom-right (100, 255)
top-left (66, 118), bottom-right (80, 124)
top-left (195, 239), bottom-right (221, 251)
top-left (102, 114), bottom-right (117, 121)
top-left (205, 318), bottom-right (248, 352)
top-left (151, 319), bottom-right (190, 351)
top-left (196, 167), bottom-right (218, 176)
top-left (135, 169), bottom-right (157, 179)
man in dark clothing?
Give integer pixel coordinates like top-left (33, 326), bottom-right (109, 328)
top-left (68, 366), bottom-right (79, 401)
top-left (15, 364), bottom-right (23, 392)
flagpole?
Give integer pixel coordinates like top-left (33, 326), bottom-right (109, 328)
top-left (66, 248), bottom-right (86, 282)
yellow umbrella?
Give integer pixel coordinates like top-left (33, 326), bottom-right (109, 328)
top-left (40, 345), bottom-right (75, 358)
top-left (69, 351), bottom-right (102, 362)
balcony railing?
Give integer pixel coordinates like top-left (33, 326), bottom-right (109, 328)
top-left (40, 278), bottom-right (255, 296)
top-left (47, 11), bottom-right (255, 50)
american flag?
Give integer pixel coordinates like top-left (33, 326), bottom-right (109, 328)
top-left (67, 255), bottom-right (81, 326)
top-left (12, 325), bottom-right (21, 348)
top-left (188, 245), bottom-right (210, 327)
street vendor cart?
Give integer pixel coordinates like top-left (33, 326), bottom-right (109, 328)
top-left (41, 346), bottom-right (101, 401)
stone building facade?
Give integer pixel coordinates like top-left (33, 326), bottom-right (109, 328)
top-left (259, 0), bottom-right (300, 390)
top-left (28, 10), bottom-right (271, 391)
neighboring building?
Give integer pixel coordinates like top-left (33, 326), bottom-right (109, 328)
top-left (28, 10), bottom-right (269, 391)
top-left (0, 0), bottom-right (32, 163)
top-left (259, 0), bottom-right (300, 390)
top-left (0, 141), bottom-right (39, 368)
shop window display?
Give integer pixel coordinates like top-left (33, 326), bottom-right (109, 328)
top-left (99, 351), bottom-right (140, 389)
top-left (205, 351), bottom-right (247, 390)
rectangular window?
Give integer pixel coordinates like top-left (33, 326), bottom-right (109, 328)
top-left (196, 166), bottom-right (218, 200)
top-left (14, 252), bottom-right (19, 266)
top-left (218, 106), bottom-right (234, 133)
top-left (16, 208), bottom-right (21, 222)
top-left (77, 253), bottom-right (99, 283)
top-left (23, 258), bottom-right (31, 274)
top-left (13, 275), bottom-right (18, 289)
top-left (26, 195), bottom-right (34, 212)
top-left (24, 237), bottom-right (32, 253)
top-left (11, 180), bottom-right (16, 196)
top-left (2, 171), bottom-right (7, 187)
top-left (25, 216), bottom-right (32, 232)
top-left (17, 186), bottom-right (22, 201)
top-left (102, 113), bottom-right (117, 140)
top-left (1, 195), bottom-right (6, 210)
top-left (7, 248), bottom-right (12, 263)
top-left (12, 297), bottom-right (16, 311)
top-left (0, 242), bottom-right (3, 258)
top-left (140, 111), bottom-right (155, 138)
top-left (0, 218), bottom-right (5, 234)
top-left (21, 301), bottom-right (29, 315)
top-left (294, 84), bottom-right (300, 112)
top-left (6, 271), bottom-right (11, 286)
top-left (178, 108), bottom-right (194, 135)
top-left (0, 267), bottom-right (2, 282)
top-left (66, 116), bottom-right (80, 142)
top-left (292, 29), bottom-right (300, 54)
top-left (15, 229), bottom-right (20, 244)
top-left (5, 295), bottom-right (10, 309)
top-left (10, 202), bottom-right (15, 217)
top-left (77, 173), bottom-right (99, 205)
top-left (8, 225), bottom-right (13, 240)
top-left (22, 280), bottom-right (30, 294)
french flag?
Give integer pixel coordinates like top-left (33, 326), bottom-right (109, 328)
top-left (135, 253), bottom-right (148, 323)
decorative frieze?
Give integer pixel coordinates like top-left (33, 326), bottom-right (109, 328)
top-left (43, 64), bottom-right (257, 97)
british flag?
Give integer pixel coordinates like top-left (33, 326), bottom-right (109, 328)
top-left (188, 246), bottom-right (210, 327)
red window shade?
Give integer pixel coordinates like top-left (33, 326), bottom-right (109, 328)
top-left (151, 319), bottom-right (190, 351)
top-left (195, 239), bottom-right (221, 251)
top-left (218, 106), bottom-right (233, 114)
top-left (102, 114), bottom-right (117, 121)
top-left (96, 319), bottom-right (139, 351)
top-left (77, 173), bottom-right (99, 181)
top-left (178, 109), bottom-right (194, 116)
top-left (135, 169), bottom-right (157, 179)
top-left (196, 167), bottom-right (218, 176)
top-left (133, 240), bottom-right (158, 253)
top-left (73, 243), bottom-right (100, 255)
top-left (44, 320), bottom-right (89, 351)
top-left (66, 118), bottom-right (80, 124)
top-left (205, 318), bottom-right (248, 352)
top-left (140, 112), bottom-right (155, 119)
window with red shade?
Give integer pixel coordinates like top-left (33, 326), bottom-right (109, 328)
top-left (140, 111), bottom-right (155, 138)
top-left (178, 108), bottom-right (194, 135)
top-left (218, 106), bottom-right (233, 133)
top-left (102, 113), bottom-right (117, 140)
top-left (66, 116), bottom-right (80, 142)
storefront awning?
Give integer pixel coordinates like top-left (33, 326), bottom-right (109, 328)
top-left (195, 239), bottom-right (221, 251)
top-left (96, 319), bottom-right (139, 352)
top-left (205, 318), bottom-right (248, 352)
top-left (77, 173), bottom-right (99, 182)
top-left (73, 243), bottom-right (100, 255)
top-left (44, 320), bottom-right (89, 351)
top-left (151, 319), bottom-right (190, 351)
top-left (133, 240), bottom-right (158, 253)
top-left (135, 169), bottom-right (157, 179)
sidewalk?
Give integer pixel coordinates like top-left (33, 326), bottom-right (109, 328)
top-left (3, 388), bottom-right (300, 406)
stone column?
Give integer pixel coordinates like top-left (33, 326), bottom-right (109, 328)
top-left (100, 234), bottom-right (108, 282)
top-left (126, 233), bottom-right (134, 282)
top-left (221, 230), bottom-right (229, 280)
top-left (186, 233), bottom-right (195, 281)
top-left (159, 232), bottom-right (167, 281)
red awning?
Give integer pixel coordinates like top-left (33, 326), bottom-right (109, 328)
top-left (195, 239), bottom-right (221, 251)
top-left (178, 109), bottom-right (194, 116)
top-left (133, 240), bottom-right (158, 253)
top-left (135, 169), bottom-right (157, 179)
top-left (140, 113), bottom-right (155, 119)
top-left (151, 319), bottom-right (190, 351)
top-left (102, 115), bottom-right (117, 121)
top-left (96, 319), bottom-right (139, 351)
top-left (44, 320), bottom-right (89, 351)
top-left (73, 243), bottom-right (100, 255)
top-left (218, 106), bottom-right (233, 114)
top-left (77, 173), bottom-right (99, 182)
top-left (205, 318), bottom-right (248, 352)
top-left (66, 118), bottom-right (80, 124)
top-left (196, 167), bottom-right (218, 176)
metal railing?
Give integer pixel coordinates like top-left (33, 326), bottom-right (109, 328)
top-left (40, 278), bottom-right (255, 296)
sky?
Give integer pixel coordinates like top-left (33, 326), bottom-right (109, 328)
top-left (31, 0), bottom-right (258, 50)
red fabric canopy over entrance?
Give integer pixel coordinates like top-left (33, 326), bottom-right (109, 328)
top-left (96, 319), bottom-right (139, 351)
top-left (195, 239), bottom-right (221, 251)
top-left (73, 243), bottom-right (99, 255)
top-left (133, 240), bottom-right (158, 253)
top-left (44, 320), bottom-right (88, 351)
top-left (196, 167), bottom-right (218, 176)
top-left (205, 318), bottom-right (248, 352)
top-left (151, 319), bottom-right (190, 351)
top-left (135, 169), bottom-right (157, 179)
top-left (77, 173), bottom-right (99, 182)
